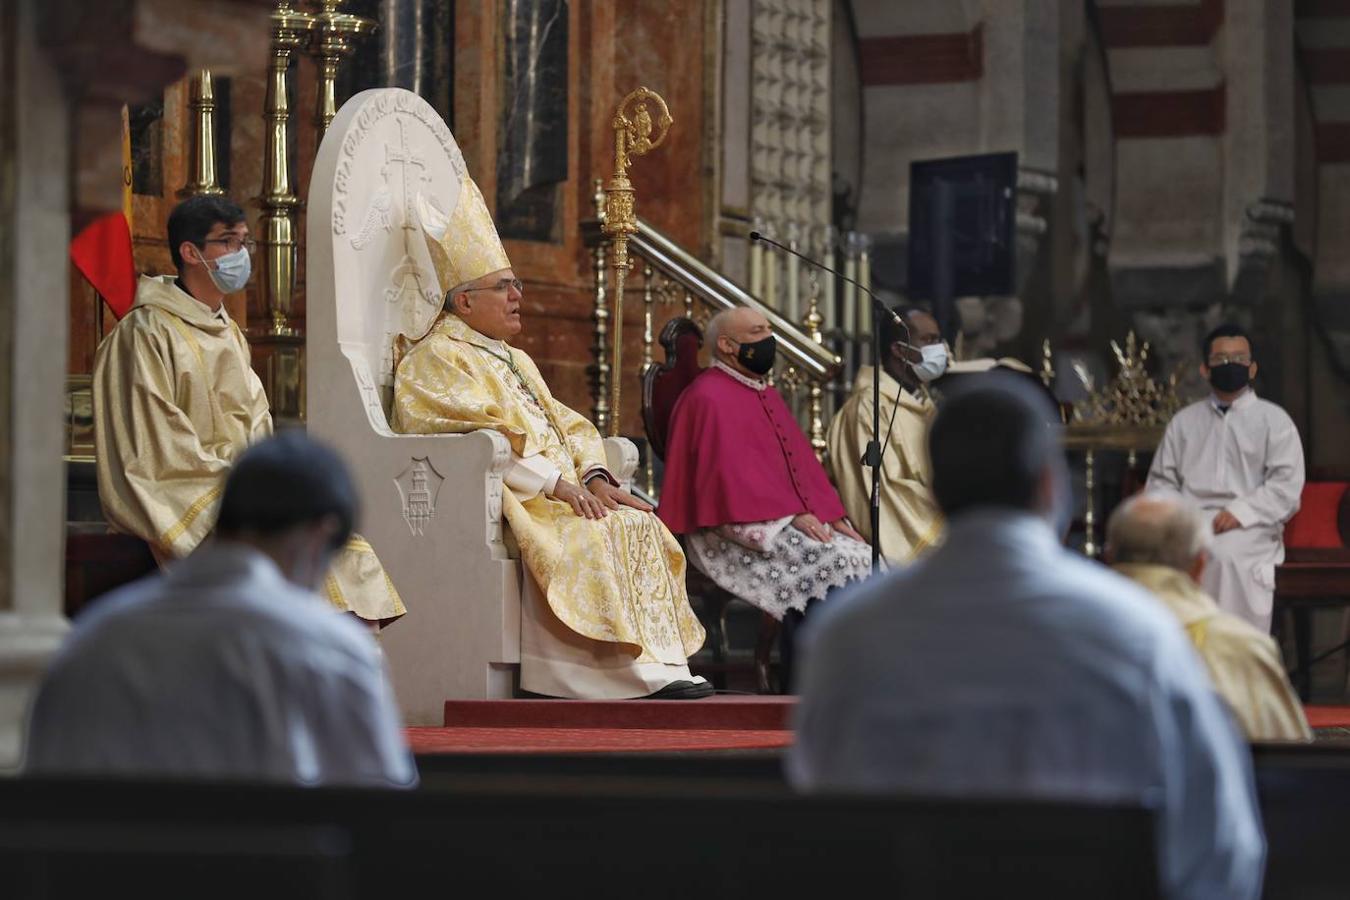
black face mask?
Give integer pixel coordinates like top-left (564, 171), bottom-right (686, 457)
top-left (1209, 363), bottom-right (1250, 393)
top-left (734, 335), bottom-right (777, 376)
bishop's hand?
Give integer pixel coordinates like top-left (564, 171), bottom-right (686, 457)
top-left (587, 478), bottom-right (654, 513)
top-left (551, 479), bottom-right (608, 520)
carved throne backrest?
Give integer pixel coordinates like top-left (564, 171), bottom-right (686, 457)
top-left (642, 316), bottom-right (704, 461)
top-left (313, 89), bottom-right (468, 432)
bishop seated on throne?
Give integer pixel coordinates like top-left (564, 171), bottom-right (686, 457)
top-left (390, 172), bottom-right (708, 700)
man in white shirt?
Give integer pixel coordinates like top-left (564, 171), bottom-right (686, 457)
top-left (1147, 323), bottom-right (1305, 632)
top-left (790, 374), bottom-right (1264, 900)
top-left (25, 432), bottom-right (416, 787)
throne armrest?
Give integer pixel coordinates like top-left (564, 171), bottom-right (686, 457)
top-left (604, 437), bottom-right (640, 490)
top-left (356, 428), bottom-right (515, 557)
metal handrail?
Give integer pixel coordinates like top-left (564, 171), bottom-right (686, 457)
top-left (582, 218), bottom-right (841, 383)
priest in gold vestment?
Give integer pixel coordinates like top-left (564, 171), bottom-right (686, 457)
top-left (1106, 494), bottom-right (1310, 742)
top-left (826, 306), bottom-right (944, 564)
top-left (93, 196), bottom-right (404, 626)
top-left (391, 181), bottom-right (707, 699)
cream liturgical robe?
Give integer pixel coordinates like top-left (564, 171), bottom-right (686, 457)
top-left (392, 312), bottom-right (705, 698)
top-left (826, 366), bottom-right (942, 563)
top-left (1116, 563), bottom-right (1310, 742)
top-left (93, 275), bottom-right (405, 624)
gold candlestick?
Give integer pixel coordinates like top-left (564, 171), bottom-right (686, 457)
top-left (179, 70), bottom-right (226, 198)
top-left (802, 273), bottom-right (826, 460)
top-left (308, 0), bottom-right (376, 144)
top-left (602, 87), bottom-right (672, 437)
top-left (256, 0), bottom-right (314, 337)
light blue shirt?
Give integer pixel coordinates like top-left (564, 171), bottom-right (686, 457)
top-left (789, 509), bottom-right (1264, 900)
top-left (25, 541), bottom-right (416, 788)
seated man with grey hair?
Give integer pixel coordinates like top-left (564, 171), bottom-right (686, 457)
top-left (660, 306), bottom-right (873, 689)
top-left (1106, 493), bottom-right (1310, 742)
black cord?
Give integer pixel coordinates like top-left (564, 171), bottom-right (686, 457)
top-left (878, 381), bottom-right (907, 466)
top-left (859, 375), bottom-right (907, 558)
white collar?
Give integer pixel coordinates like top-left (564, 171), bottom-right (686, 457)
top-left (713, 359), bottom-right (767, 392)
top-left (1209, 388), bottom-right (1254, 414)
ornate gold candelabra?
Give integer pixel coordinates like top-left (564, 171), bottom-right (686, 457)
top-left (1062, 331), bottom-right (1183, 556)
top-left (256, 0), bottom-right (314, 338)
top-left (803, 273), bottom-right (827, 460)
top-left (179, 70), bottom-right (226, 198)
top-left (602, 87), bottom-right (672, 437)
top-left (308, 0), bottom-right (376, 143)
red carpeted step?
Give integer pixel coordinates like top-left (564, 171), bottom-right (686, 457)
top-left (407, 725), bottom-right (792, 754)
top-left (1305, 705), bottom-right (1350, 729)
top-left (443, 696), bottom-right (796, 731)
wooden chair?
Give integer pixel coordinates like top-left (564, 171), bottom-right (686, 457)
top-left (642, 316), bottom-right (780, 693)
top-left (1274, 478), bottom-right (1350, 700)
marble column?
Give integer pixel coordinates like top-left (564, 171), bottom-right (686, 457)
top-left (0, 0), bottom-right (73, 772)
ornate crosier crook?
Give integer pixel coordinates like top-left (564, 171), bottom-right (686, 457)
top-left (602, 87), bottom-right (673, 436)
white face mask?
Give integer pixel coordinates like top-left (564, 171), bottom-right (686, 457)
top-left (912, 343), bottom-right (949, 383)
top-left (197, 245), bottom-right (252, 294)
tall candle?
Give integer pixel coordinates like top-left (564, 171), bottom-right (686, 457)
top-left (822, 226), bottom-right (836, 332)
top-left (842, 235), bottom-right (858, 338)
top-left (859, 234), bottom-right (872, 339)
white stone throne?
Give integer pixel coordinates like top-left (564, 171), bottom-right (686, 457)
top-left (306, 88), bottom-right (638, 723)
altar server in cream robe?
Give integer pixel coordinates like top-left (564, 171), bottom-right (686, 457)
top-left (1147, 323), bottom-right (1305, 633)
top-left (390, 178), bottom-right (708, 700)
top-left (827, 306), bottom-right (945, 564)
top-left (93, 195), bottom-right (405, 627)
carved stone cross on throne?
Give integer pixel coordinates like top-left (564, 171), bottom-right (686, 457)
top-left (378, 117), bottom-right (437, 383)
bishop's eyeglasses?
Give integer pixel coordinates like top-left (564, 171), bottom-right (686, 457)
top-left (464, 277), bottom-right (525, 295)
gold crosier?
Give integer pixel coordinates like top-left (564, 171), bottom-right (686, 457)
top-left (602, 87), bottom-right (673, 437)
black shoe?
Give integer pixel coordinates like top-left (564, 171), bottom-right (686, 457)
top-left (644, 679), bottom-right (714, 700)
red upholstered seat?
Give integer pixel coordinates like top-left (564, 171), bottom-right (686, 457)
top-left (642, 319), bottom-right (705, 462)
top-left (1284, 482), bottom-right (1350, 550)
top-left (1276, 481), bottom-right (1350, 700)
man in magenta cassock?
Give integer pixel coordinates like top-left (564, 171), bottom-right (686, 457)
top-left (659, 306), bottom-right (874, 686)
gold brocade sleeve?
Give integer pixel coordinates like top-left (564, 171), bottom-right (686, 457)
top-left (1192, 621), bottom-right (1313, 742)
top-left (392, 332), bottom-right (542, 458)
top-left (93, 311), bottom-right (232, 558)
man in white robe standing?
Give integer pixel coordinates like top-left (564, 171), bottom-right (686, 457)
top-left (1147, 323), bottom-right (1305, 633)
top-left (25, 433), bottom-right (415, 787)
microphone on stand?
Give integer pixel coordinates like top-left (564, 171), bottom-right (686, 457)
top-left (749, 231), bottom-right (910, 341)
top-left (750, 229), bottom-right (903, 575)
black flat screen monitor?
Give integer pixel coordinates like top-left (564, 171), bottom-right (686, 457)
top-left (907, 151), bottom-right (1018, 304)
